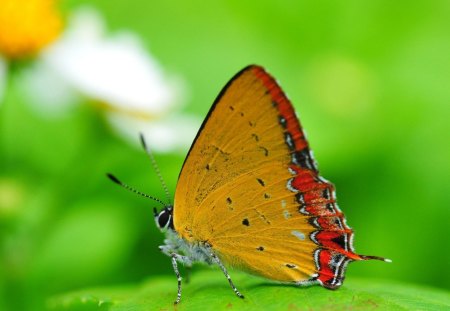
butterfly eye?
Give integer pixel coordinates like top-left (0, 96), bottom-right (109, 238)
top-left (156, 206), bottom-right (174, 230)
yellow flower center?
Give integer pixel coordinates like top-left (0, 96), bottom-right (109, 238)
top-left (0, 0), bottom-right (63, 59)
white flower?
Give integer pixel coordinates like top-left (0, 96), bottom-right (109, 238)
top-left (108, 113), bottom-right (200, 153)
top-left (18, 6), bottom-right (199, 152)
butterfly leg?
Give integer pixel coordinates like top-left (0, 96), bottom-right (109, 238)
top-left (170, 254), bottom-right (182, 304)
top-left (170, 253), bottom-right (192, 304)
top-left (209, 252), bottom-right (244, 299)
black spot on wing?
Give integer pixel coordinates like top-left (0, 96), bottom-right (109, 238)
top-left (326, 203), bottom-right (335, 213)
top-left (295, 193), bottom-right (305, 205)
top-left (226, 197), bottom-right (233, 211)
top-left (259, 146), bottom-right (269, 156)
top-left (286, 264), bottom-right (296, 269)
top-left (308, 217), bottom-right (320, 229)
top-left (279, 116), bottom-right (287, 128)
top-left (322, 188), bottom-right (332, 200)
top-left (292, 148), bottom-right (317, 171)
top-left (331, 235), bottom-right (347, 250)
top-left (285, 133), bottom-right (295, 151)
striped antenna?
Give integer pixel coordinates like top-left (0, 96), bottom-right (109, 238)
top-left (107, 173), bottom-right (166, 207)
top-left (139, 133), bottom-right (172, 205)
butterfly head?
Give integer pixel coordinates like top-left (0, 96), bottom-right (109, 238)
top-left (154, 205), bottom-right (174, 231)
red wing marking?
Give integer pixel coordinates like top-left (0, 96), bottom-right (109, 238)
top-left (251, 66), bottom-right (386, 289)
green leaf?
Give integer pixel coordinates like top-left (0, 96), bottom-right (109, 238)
top-left (48, 270), bottom-right (450, 311)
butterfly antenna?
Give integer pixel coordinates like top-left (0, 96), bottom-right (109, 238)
top-left (107, 173), bottom-right (166, 207)
top-left (139, 133), bottom-right (172, 205)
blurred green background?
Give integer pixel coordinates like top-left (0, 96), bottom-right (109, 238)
top-left (1, 0), bottom-right (449, 310)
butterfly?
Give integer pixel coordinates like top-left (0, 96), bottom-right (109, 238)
top-left (108, 65), bottom-right (390, 304)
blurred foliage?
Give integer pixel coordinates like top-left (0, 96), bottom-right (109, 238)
top-left (1, 0), bottom-right (449, 310)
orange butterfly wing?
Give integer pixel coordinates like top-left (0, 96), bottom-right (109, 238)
top-left (174, 65), bottom-right (380, 288)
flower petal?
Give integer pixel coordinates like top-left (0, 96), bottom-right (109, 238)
top-left (41, 7), bottom-right (180, 116)
top-left (19, 61), bottom-right (78, 117)
top-left (107, 112), bottom-right (200, 153)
